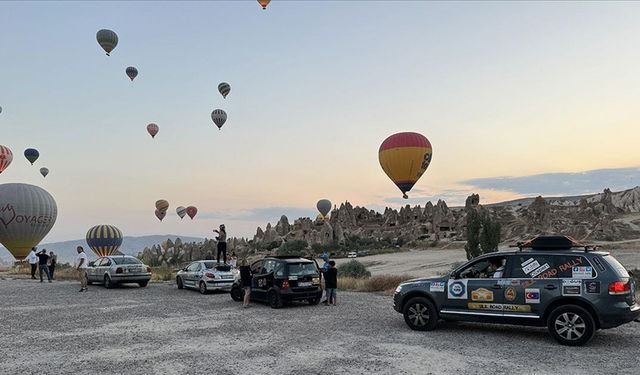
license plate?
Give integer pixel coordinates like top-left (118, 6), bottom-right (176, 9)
top-left (299, 282), bottom-right (312, 287)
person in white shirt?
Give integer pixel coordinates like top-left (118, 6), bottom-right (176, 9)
top-left (23, 247), bottom-right (38, 279)
top-left (75, 246), bottom-right (88, 292)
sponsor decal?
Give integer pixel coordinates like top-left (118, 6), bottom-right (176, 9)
top-left (584, 280), bottom-right (600, 294)
top-left (522, 260), bottom-right (541, 275)
top-left (572, 266), bottom-right (593, 279)
top-left (471, 288), bottom-right (494, 302)
top-left (530, 263), bottom-right (550, 278)
top-left (525, 288), bottom-right (540, 304)
top-left (467, 303), bottom-right (532, 312)
top-left (521, 258), bottom-right (535, 267)
top-left (430, 281), bottom-right (445, 292)
top-left (504, 287), bottom-right (517, 301)
top-left (562, 279), bottom-right (582, 296)
top-left (448, 280), bottom-right (468, 299)
top-left (497, 279), bottom-right (520, 286)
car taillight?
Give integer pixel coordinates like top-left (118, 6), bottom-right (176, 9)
top-left (282, 280), bottom-right (290, 289)
top-left (608, 281), bottom-right (631, 295)
top-left (115, 267), bottom-right (123, 274)
top-left (147, 266), bottom-right (152, 273)
top-left (205, 272), bottom-right (216, 279)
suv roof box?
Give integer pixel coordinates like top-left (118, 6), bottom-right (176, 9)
top-left (512, 235), bottom-right (596, 251)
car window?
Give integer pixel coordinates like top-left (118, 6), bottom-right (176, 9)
top-left (508, 254), bottom-right (555, 278)
top-left (600, 255), bottom-right (630, 277)
top-left (251, 261), bottom-right (263, 274)
top-left (287, 262), bottom-right (318, 276)
top-left (275, 262), bottom-right (285, 277)
top-left (112, 257), bottom-right (142, 265)
top-left (188, 263), bottom-right (201, 272)
top-left (457, 256), bottom-right (506, 279)
top-left (263, 260), bottom-right (277, 274)
top-left (203, 261), bottom-right (216, 269)
top-left (102, 258), bottom-right (112, 267)
top-left (553, 255), bottom-right (596, 278)
top-left (93, 258), bottom-right (103, 267)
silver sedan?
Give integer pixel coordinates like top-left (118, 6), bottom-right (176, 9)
top-left (86, 255), bottom-right (152, 288)
top-left (176, 260), bottom-right (238, 294)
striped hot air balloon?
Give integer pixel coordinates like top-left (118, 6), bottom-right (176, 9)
top-left (211, 109), bottom-right (227, 130)
top-left (155, 199), bottom-right (169, 213)
top-left (0, 145), bottom-right (13, 174)
top-left (378, 132), bottom-right (433, 199)
top-left (126, 66), bottom-right (138, 81)
top-left (176, 206), bottom-right (187, 219)
top-left (218, 82), bottom-right (231, 98)
top-left (147, 123), bottom-right (159, 138)
top-left (86, 225), bottom-right (123, 257)
top-left (96, 29), bottom-right (118, 56)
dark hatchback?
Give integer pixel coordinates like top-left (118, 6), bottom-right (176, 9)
top-left (393, 236), bottom-right (639, 346)
top-left (230, 256), bottom-right (323, 308)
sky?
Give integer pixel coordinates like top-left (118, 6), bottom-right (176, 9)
top-left (0, 1), bottom-right (639, 243)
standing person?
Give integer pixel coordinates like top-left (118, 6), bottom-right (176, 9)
top-left (24, 247), bottom-right (38, 279)
top-left (325, 261), bottom-right (338, 306)
top-left (36, 249), bottom-right (51, 283)
top-left (239, 259), bottom-right (252, 308)
top-left (229, 252), bottom-right (237, 268)
top-left (48, 251), bottom-right (57, 280)
top-left (75, 246), bottom-right (88, 292)
top-left (213, 224), bottom-right (227, 264)
top-left (320, 252), bottom-right (331, 304)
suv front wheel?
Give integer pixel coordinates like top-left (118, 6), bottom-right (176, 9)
top-left (547, 304), bottom-right (596, 346)
top-left (403, 297), bottom-right (438, 331)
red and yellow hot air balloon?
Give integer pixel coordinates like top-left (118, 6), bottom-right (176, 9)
top-left (378, 132), bottom-right (433, 199)
top-left (258, 0), bottom-right (271, 10)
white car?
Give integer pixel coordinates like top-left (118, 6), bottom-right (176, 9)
top-left (347, 252), bottom-right (358, 258)
top-left (176, 260), bottom-right (238, 294)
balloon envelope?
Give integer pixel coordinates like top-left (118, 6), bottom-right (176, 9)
top-left (316, 199), bottom-right (332, 217)
top-left (147, 123), bottom-right (159, 138)
top-left (86, 225), bottom-right (123, 257)
top-left (155, 209), bottom-right (166, 221)
top-left (378, 132), bottom-right (433, 199)
top-left (0, 183), bottom-right (57, 259)
top-left (218, 82), bottom-right (231, 98)
top-left (176, 206), bottom-right (186, 219)
top-left (186, 206), bottom-right (197, 219)
top-left (0, 145), bottom-right (13, 174)
top-left (96, 29), bottom-right (118, 56)
top-left (40, 167), bottom-right (49, 178)
top-left (155, 200), bottom-right (169, 212)
top-left (126, 66), bottom-right (138, 81)
top-left (258, 0), bottom-right (271, 9)
top-left (211, 109), bottom-right (227, 130)
top-left (24, 148), bottom-right (39, 165)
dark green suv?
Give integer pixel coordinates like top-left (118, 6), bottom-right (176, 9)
top-left (230, 256), bottom-right (323, 308)
top-left (393, 236), bottom-right (639, 346)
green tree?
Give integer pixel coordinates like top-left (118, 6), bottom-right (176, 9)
top-left (464, 209), bottom-right (482, 260)
top-left (337, 260), bottom-right (371, 279)
top-left (479, 212), bottom-right (501, 254)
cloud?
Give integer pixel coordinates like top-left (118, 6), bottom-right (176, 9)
top-left (462, 167), bottom-right (640, 196)
top-left (199, 207), bottom-right (318, 224)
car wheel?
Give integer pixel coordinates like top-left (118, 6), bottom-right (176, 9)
top-left (403, 297), bottom-right (438, 331)
top-left (138, 281), bottom-right (148, 288)
top-left (199, 281), bottom-right (208, 295)
top-left (308, 298), bottom-right (320, 305)
top-left (176, 277), bottom-right (184, 289)
top-left (230, 286), bottom-right (244, 302)
top-left (104, 275), bottom-right (113, 289)
top-left (547, 304), bottom-right (596, 346)
top-left (268, 290), bottom-right (283, 309)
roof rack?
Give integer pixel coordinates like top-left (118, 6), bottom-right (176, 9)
top-left (509, 235), bottom-right (599, 253)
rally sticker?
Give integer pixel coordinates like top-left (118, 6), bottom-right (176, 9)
top-left (521, 258), bottom-right (535, 267)
top-left (525, 288), bottom-right (540, 304)
top-left (572, 266), bottom-right (593, 279)
top-left (522, 260), bottom-right (541, 275)
top-left (584, 281), bottom-right (600, 294)
top-left (530, 263), bottom-right (550, 278)
top-left (504, 287), bottom-right (517, 301)
top-left (430, 281), bottom-right (446, 292)
top-left (497, 279), bottom-right (521, 286)
top-left (471, 288), bottom-right (494, 302)
top-left (467, 303), bottom-right (532, 313)
top-left (562, 279), bottom-right (582, 296)
top-left (447, 280), bottom-right (468, 299)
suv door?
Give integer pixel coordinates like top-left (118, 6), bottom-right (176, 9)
top-left (251, 260), bottom-right (267, 301)
top-left (504, 253), bottom-right (560, 318)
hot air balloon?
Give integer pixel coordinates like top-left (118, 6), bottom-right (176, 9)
top-left (147, 123), bottom-right (159, 138)
top-left (317, 199), bottom-right (332, 218)
top-left (0, 183), bottom-right (57, 259)
top-left (218, 82), bottom-right (231, 98)
top-left (96, 29), bottom-right (118, 56)
top-left (176, 206), bottom-right (186, 219)
top-left (155, 209), bottom-right (166, 221)
top-left (0, 106), bottom-right (2, 114)
top-left (186, 206), bottom-right (197, 220)
top-left (0, 145), bottom-right (13, 174)
top-left (40, 167), bottom-right (49, 178)
top-left (24, 148), bottom-right (39, 165)
top-left (126, 66), bottom-right (138, 81)
top-left (379, 132), bottom-right (433, 199)
top-left (86, 224), bottom-right (123, 257)
top-left (155, 200), bottom-right (169, 213)
top-left (211, 109), bottom-right (227, 130)
top-left (258, 0), bottom-right (271, 10)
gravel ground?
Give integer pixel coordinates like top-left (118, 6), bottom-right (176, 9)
top-left (0, 280), bottom-right (639, 375)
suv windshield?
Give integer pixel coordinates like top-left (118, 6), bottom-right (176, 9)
top-left (287, 262), bottom-right (318, 276)
top-left (112, 257), bottom-right (142, 265)
top-left (600, 255), bottom-right (630, 277)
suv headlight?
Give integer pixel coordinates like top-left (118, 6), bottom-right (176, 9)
top-left (395, 285), bottom-right (403, 293)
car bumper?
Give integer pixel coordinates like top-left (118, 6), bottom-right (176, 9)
top-left (280, 288), bottom-right (323, 302)
top-left (393, 292), bottom-right (403, 313)
top-left (206, 280), bottom-right (235, 290)
top-left (110, 273), bottom-right (151, 283)
top-left (599, 303), bottom-right (640, 329)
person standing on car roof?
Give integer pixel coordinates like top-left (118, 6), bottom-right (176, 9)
top-left (213, 224), bottom-right (227, 264)
top-left (239, 259), bottom-right (252, 308)
top-left (24, 247), bottom-right (38, 279)
top-left (36, 249), bottom-right (52, 283)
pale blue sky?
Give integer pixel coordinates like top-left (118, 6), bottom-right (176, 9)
top-left (0, 1), bottom-right (639, 243)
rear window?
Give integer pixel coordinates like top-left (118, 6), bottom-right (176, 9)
top-left (600, 255), bottom-right (630, 278)
top-left (112, 257), bottom-right (142, 265)
top-left (287, 262), bottom-right (318, 276)
top-left (553, 255), bottom-right (596, 278)
top-left (508, 255), bottom-right (555, 278)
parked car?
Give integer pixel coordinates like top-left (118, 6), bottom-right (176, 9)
top-left (230, 256), bottom-right (323, 308)
top-left (347, 252), bottom-right (358, 258)
top-left (393, 235), bottom-right (639, 346)
top-left (176, 260), bottom-right (237, 294)
top-left (86, 255), bottom-right (152, 288)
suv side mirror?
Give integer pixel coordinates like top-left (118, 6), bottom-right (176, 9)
top-left (449, 271), bottom-right (457, 279)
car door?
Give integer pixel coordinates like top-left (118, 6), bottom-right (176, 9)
top-left (250, 260), bottom-right (267, 301)
top-left (185, 263), bottom-right (200, 287)
top-left (100, 258), bottom-right (113, 280)
top-left (503, 253), bottom-right (560, 318)
top-left (87, 258), bottom-right (101, 281)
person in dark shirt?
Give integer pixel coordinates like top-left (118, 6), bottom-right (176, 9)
top-left (239, 259), bottom-right (252, 308)
top-left (48, 251), bottom-right (57, 280)
top-left (325, 261), bottom-right (338, 306)
top-left (36, 249), bottom-right (51, 283)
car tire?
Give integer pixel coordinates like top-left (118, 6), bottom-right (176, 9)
top-left (104, 275), bottom-right (113, 289)
top-left (230, 286), bottom-right (244, 302)
top-left (176, 277), bottom-right (184, 289)
top-left (199, 281), bottom-right (208, 295)
top-left (547, 304), bottom-right (596, 346)
top-left (403, 297), bottom-right (438, 331)
top-left (268, 290), bottom-right (283, 309)
top-left (308, 298), bottom-right (320, 305)
top-left (138, 281), bottom-right (148, 288)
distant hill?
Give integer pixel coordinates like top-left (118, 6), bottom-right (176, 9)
top-left (0, 235), bottom-right (205, 264)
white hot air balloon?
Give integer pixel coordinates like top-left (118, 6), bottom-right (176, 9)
top-left (0, 183), bottom-right (57, 259)
top-left (176, 206), bottom-right (187, 219)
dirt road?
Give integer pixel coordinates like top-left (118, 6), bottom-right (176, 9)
top-left (1, 280), bottom-right (638, 375)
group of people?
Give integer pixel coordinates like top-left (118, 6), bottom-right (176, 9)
top-left (24, 247), bottom-right (57, 282)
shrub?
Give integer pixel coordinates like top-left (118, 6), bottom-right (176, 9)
top-left (276, 240), bottom-right (308, 256)
top-left (337, 260), bottom-right (371, 279)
